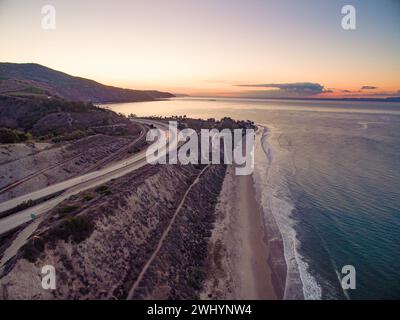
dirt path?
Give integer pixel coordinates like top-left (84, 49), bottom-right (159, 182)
top-left (126, 165), bottom-right (210, 299)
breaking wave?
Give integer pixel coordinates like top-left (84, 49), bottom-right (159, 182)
top-left (253, 126), bottom-right (322, 300)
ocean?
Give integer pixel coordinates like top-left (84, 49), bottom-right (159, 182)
top-left (107, 97), bottom-right (400, 300)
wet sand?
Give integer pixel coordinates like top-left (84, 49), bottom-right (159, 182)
top-left (201, 165), bottom-right (285, 299)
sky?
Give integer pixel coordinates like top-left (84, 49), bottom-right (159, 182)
top-left (0, 0), bottom-right (399, 98)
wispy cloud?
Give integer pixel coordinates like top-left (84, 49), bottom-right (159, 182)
top-left (237, 82), bottom-right (324, 92)
top-left (361, 86), bottom-right (378, 90)
top-left (229, 83), bottom-right (398, 99)
top-left (235, 82), bottom-right (327, 98)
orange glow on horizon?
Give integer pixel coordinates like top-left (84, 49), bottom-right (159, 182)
top-left (1, 0), bottom-right (399, 99)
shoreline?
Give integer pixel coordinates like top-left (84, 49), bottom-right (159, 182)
top-left (201, 165), bottom-right (285, 299)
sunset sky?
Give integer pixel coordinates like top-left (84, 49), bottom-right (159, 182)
top-left (1, 0), bottom-right (399, 98)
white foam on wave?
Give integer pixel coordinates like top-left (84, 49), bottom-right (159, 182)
top-left (253, 125), bottom-right (322, 300)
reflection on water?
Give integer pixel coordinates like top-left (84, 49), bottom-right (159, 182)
top-left (104, 97), bottom-right (400, 119)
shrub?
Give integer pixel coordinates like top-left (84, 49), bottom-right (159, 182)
top-left (22, 237), bottom-right (45, 263)
top-left (15, 199), bottom-right (35, 211)
top-left (0, 128), bottom-right (31, 143)
top-left (57, 216), bottom-right (94, 243)
top-left (188, 267), bottom-right (207, 290)
top-left (95, 185), bottom-right (111, 195)
top-left (52, 130), bottom-right (88, 143)
top-left (82, 194), bottom-right (93, 201)
top-left (58, 205), bottom-right (80, 214)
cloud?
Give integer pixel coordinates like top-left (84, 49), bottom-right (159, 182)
top-left (235, 82), bottom-right (326, 98)
top-left (361, 86), bottom-right (378, 90)
top-left (237, 82), bottom-right (324, 92)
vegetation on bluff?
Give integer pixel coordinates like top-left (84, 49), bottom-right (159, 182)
top-left (0, 95), bottom-right (138, 141)
top-left (0, 127), bottom-right (32, 144)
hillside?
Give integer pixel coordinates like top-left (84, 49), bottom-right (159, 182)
top-left (0, 63), bottom-right (174, 103)
top-left (0, 95), bottom-right (135, 137)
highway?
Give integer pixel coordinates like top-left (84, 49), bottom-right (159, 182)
top-left (0, 123), bottom-right (147, 195)
top-left (0, 119), bottom-right (175, 236)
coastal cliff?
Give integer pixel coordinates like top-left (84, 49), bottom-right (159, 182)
top-left (0, 163), bottom-right (226, 299)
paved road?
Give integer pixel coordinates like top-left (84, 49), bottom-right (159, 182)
top-left (0, 119), bottom-right (175, 235)
top-left (0, 123), bottom-right (147, 195)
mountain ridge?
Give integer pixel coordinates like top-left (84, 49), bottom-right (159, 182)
top-left (0, 62), bottom-right (174, 103)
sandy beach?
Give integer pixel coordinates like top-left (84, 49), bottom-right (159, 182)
top-left (201, 165), bottom-right (285, 300)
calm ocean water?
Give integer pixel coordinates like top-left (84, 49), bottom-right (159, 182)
top-left (107, 97), bottom-right (400, 299)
